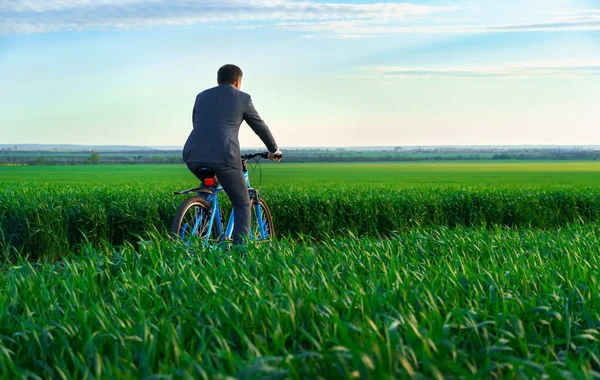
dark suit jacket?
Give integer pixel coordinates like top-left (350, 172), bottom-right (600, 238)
top-left (183, 84), bottom-right (278, 170)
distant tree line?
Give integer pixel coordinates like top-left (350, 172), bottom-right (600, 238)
top-left (491, 151), bottom-right (600, 160)
top-left (0, 152), bottom-right (184, 166)
top-left (1, 148), bottom-right (599, 166)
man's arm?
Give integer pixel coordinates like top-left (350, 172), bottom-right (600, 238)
top-left (243, 97), bottom-right (278, 153)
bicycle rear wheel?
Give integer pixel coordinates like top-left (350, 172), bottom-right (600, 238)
top-left (171, 196), bottom-right (218, 243)
top-left (250, 198), bottom-right (274, 241)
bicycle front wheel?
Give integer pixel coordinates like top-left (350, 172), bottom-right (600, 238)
top-left (250, 198), bottom-right (274, 241)
top-left (171, 196), bottom-right (218, 243)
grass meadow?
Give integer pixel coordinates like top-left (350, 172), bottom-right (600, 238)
top-left (2, 161), bottom-right (600, 185)
top-left (1, 161), bottom-right (600, 378)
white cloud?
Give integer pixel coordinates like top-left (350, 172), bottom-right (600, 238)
top-left (540, 9), bottom-right (600, 17)
top-left (358, 60), bottom-right (600, 79)
top-left (1, 0), bottom-right (599, 38)
top-left (0, 1), bottom-right (451, 35)
top-left (277, 14), bottom-right (600, 38)
top-left (0, 0), bottom-right (159, 12)
top-left (1, 0), bottom-right (448, 17)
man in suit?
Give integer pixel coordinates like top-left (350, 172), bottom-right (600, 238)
top-left (183, 64), bottom-right (282, 246)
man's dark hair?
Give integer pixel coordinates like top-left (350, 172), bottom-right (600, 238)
top-left (218, 64), bottom-right (243, 85)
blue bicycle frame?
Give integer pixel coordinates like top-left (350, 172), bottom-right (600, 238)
top-left (177, 153), bottom-right (272, 245)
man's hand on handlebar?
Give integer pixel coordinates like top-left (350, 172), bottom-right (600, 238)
top-left (268, 150), bottom-right (283, 163)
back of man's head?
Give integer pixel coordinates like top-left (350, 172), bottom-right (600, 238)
top-left (218, 64), bottom-right (243, 85)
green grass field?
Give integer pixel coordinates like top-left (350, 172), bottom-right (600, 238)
top-left (2, 161), bottom-right (600, 186)
top-left (3, 226), bottom-right (599, 378)
top-left (1, 162), bottom-right (600, 378)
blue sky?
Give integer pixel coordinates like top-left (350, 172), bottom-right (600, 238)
top-left (1, 0), bottom-right (599, 147)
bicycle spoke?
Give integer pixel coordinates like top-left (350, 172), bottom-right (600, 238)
top-left (251, 202), bottom-right (271, 241)
top-left (178, 203), bottom-right (212, 243)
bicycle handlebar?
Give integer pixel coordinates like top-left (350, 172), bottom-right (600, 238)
top-left (241, 152), bottom-right (282, 161)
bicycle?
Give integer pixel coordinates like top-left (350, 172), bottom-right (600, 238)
top-left (171, 152), bottom-right (278, 246)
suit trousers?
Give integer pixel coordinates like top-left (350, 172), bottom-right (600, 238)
top-left (186, 162), bottom-right (250, 245)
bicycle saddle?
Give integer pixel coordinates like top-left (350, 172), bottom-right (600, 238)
top-left (197, 168), bottom-right (216, 178)
top-left (196, 168), bottom-right (220, 188)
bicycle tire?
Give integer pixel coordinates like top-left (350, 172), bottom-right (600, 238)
top-left (171, 196), bottom-right (219, 242)
top-left (251, 197), bottom-right (275, 241)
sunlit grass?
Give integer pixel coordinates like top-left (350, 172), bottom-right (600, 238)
top-left (1, 161), bottom-right (600, 186)
top-left (2, 163), bottom-right (600, 377)
top-left (2, 182), bottom-right (600, 259)
top-left (1, 225), bottom-right (599, 378)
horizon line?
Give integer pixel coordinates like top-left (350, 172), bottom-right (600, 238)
top-left (2, 143), bottom-right (600, 150)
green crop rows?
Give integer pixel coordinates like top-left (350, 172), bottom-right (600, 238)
top-left (1, 162), bottom-right (600, 378)
top-left (2, 182), bottom-right (600, 260)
